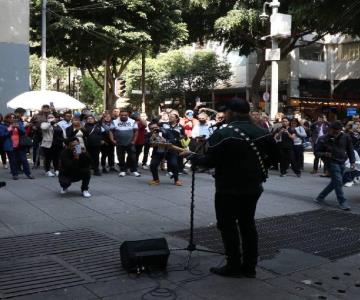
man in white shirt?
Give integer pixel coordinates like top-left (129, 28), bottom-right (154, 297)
top-left (111, 111), bottom-right (140, 177)
top-left (192, 113), bottom-right (210, 139)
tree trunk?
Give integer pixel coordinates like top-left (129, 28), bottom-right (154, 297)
top-left (250, 54), bottom-right (270, 109)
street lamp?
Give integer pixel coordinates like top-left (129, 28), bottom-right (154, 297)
top-left (260, 0), bottom-right (281, 121)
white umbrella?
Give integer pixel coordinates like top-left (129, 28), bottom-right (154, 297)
top-left (6, 91), bottom-right (86, 110)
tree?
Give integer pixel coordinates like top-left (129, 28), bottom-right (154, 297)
top-left (30, 0), bottom-right (188, 109)
top-left (125, 47), bottom-right (232, 110)
top-left (29, 54), bottom-right (68, 91)
top-left (78, 75), bottom-right (103, 112)
top-left (185, 0), bottom-right (360, 107)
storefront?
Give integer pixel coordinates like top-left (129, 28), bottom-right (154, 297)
top-left (289, 97), bottom-right (359, 121)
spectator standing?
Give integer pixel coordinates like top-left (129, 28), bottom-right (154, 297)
top-left (100, 112), bottom-right (116, 173)
top-left (310, 115), bottom-right (330, 174)
top-left (291, 119), bottom-right (307, 171)
top-left (112, 111), bottom-right (140, 177)
top-left (31, 104), bottom-right (52, 167)
top-left (181, 110), bottom-right (195, 138)
top-left (149, 122), bottom-right (182, 186)
top-left (40, 113), bottom-right (64, 177)
top-left (132, 112), bottom-right (147, 167)
top-left (160, 112), bottom-right (184, 183)
top-left (84, 115), bottom-right (104, 176)
top-left (112, 108), bottom-right (120, 120)
top-left (274, 118), bottom-right (301, 177)
top-left (0, 114), bottom-right (8, 169)
top-left (0, 113), bottom-right (34, 180)
top-left (57, 111), bottom-right (72, 131)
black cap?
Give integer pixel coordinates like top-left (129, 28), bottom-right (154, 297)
top-left (218, 97), bottom-right (250, 114)
top-left (329, 121), bottom-right (343, 130)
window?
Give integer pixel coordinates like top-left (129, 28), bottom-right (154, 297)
top-left (338, 42), bottom-right (360, 61)
top-left (299, 44), bottom-right (325, 61)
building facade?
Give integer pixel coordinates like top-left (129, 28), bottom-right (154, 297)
top-left (209, 35), bottom-right (360, 120)
top-left (0, 0), bottom-right (30, 113)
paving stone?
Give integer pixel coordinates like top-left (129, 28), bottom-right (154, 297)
top-left (259, 249), bottom-right (330, 275)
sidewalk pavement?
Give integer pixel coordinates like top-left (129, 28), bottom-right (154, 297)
top-left (0, 160), bottom-right (359, 299)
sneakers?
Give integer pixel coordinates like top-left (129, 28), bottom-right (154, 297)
top-left (109, 167), bottom-right (117, 172)
top-left (27, 175), bottom-right (35, 179)
top-left (3, 164), bottom-right (8, 169)
top-left (310, 169), bottom-right (318, 174)
top-left (148, 180), bottom-right (160, 186)
top-left (60, 188), bottom-right (68, 194)
top-left (141, 164), bottom-right (149, 170)
top-left (46, 171), bottom-right (55, 177)
top-left (82, 190), bottom-right (92, 198)
top-left (102, 167), bottom-right (109, 174)
top-left (118, 172), bottom-right (126, 177)
top-left (12, 176), bottom-right (19, 180)
top-left (132, 171), bottom-right (141, 177)
top-left (280, 173), bottom-right (286, 177)
top-left (339, 203), bottom-right (351, 211)
top-left (175, 180), bottom-right (183, 186)
top-left (55, 170), bottom-right (59, 177)
top-left (344, 181), bottom-right (354, 187)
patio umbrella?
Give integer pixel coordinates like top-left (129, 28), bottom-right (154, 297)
top-left (6, 91), bottom-right (86, 110)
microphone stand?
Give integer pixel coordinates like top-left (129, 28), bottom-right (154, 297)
top-left (171, 141), bottom-right (223, 270)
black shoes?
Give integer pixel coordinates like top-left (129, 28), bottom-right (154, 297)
top-left (210, 264), bottom-right (256, 278)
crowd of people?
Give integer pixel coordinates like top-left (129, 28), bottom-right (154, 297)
top-left (0, 103), bottom-right (359, 199)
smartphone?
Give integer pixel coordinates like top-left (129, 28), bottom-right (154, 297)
top-left (74, 144), bottom-right (82, 155)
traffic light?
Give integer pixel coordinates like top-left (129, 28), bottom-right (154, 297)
top-left (115, 77), bottom-right (126, 97)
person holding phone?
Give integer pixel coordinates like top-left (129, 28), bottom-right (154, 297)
top-left (58, 137), bottom-right (92, 197)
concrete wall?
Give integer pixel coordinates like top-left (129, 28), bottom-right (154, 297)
top-left (0, 0), bottom-right (29, 114)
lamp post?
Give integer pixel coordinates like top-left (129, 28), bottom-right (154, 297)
top-left (260, 0), bottom-right (281, 121)
top-left (40, 0), bottom-right (47, 91)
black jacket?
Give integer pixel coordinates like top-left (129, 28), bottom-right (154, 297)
top-left (52, 124), bottom-right (65, 147)
top-left (59, 148), bottom-right (91, 177)
top-left (84, 123), bottom-right (104, 147)
top-left (315, 132), bottom-right (355, 164)
top-left (190, 116), bottom-right (278, 195)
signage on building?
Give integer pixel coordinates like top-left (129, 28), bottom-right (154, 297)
top-left (347, 108), bottom-right (358, 117)
top-left (265, 48), bottom-right (281, 61)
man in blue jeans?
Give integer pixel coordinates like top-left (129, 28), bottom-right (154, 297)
top-left (315, 121), bottom-right (355, 210)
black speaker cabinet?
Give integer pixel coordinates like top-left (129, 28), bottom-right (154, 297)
top-left (120, 238), bottom-right (170, 272)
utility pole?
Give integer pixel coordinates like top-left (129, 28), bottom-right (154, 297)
top-left (141, 47), bottom-right (146, 113)
top-left (40, 0), bottom-right (47, 91)
top-left (270, 0), bottom-right (280, 121)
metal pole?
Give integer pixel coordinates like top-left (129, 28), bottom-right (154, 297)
top-left (270, 0), bottom-right (280, 120)
top-left (103, 60), bottom-right (107, 111)
top-left (40, 0), bottom-right (47, 91)
top-left (141, 48), bottom-right (146, 113)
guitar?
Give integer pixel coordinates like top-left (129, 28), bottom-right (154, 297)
top-left (151, 142), bottom-right (194, 154)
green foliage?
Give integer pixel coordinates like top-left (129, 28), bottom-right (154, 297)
top-left (125, 47), bottom-right (232, 109)
top-left (29, 54), bottom-right (68, 90)
top-left (79, 75), bottom-right (103, 112)
top-left (30, 0), bottom-right (188, 108)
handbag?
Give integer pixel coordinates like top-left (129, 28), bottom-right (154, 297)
top-left (19, 135), bottom-right (33, 147)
